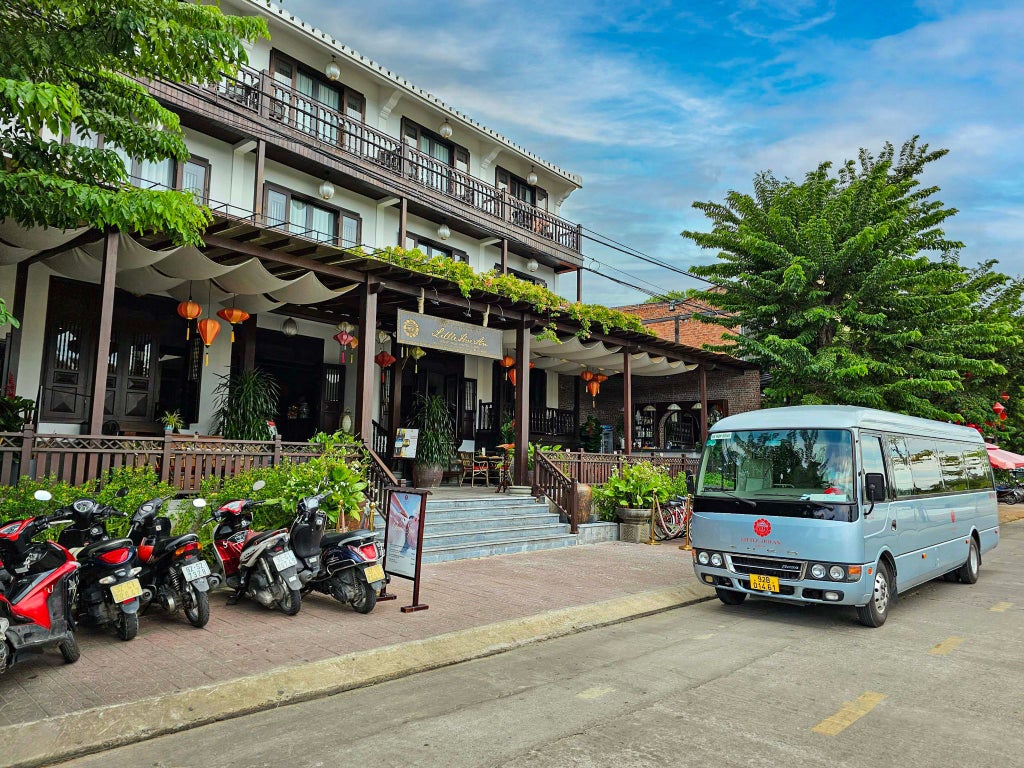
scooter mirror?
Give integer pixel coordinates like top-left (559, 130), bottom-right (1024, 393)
top-left (33, 490), bottom-right (53, 502)
top-left (192, 497), bottom-right (207, 508)
top-left (114, 486), bottom-right (129, 498)
top-left (252, 480), bottom-right (266, 492)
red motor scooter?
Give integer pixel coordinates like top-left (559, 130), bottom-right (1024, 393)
top-left (0, 490), bottom-right (82, 672)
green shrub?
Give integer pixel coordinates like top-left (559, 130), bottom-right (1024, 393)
top-left (592, 461), bottom-right (672, 520)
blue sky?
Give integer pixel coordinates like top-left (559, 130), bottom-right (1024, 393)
top-left (285, 0), bottom-right (1024, 305)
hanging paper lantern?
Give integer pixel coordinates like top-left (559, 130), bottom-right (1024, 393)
top-left (509, 368), bottom-right (517, 387)
top-left (586, 379), bottom-right (600, 405)
top-left (1001, 392), bottom-right (1010, 401)
top-left (176, 300), bottom-right (201, 340)
top-left (993, 402), bottom-right (1006, 415)
top-left (337, 321), bottom-right (355, 335)
top-left (580, 370), bottom-right (594, 382)
top-left (217, 307), bottom-right (250, 343)
top-left (375, 351), bottom-right (396, 383)
top-left (196, 318), bottom-right (221, 366)
top-left (594, 373), bottom-right (609, 384)
top-left (333, 330), bottom-right (354, 364)
top-left (408, 345), bottom-right (426, 372)
top-left (529, 361), bottom-right (535, 369)
top-left (500, 355), bottom-right (515, 380)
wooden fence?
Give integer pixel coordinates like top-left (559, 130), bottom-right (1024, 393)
top-left (0, 429), bottom-right (323, 493)
top-left (539, 451), bottom-right (699, 487)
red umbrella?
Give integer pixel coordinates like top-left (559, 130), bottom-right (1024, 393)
top-left (986, 444), bottom-right (1024, 470)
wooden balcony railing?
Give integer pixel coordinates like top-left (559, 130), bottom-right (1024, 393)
top-left (163, 66), bottom-right (582, 253)
top-left (477, 402), bottom-right (574, 437)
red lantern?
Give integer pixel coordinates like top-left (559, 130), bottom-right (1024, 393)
top-left (594, 373), bottom-right (609, 384)
top-left (500, 355), bottom-right (515, 380)
top-left (334, 330), bottom-right (354, 364)
top-left (374, 351), bottom-right (396, 383)
top-left (196, 318), bottom-right (221, 366)
top-left (1000, 411), bottom-right (1007, 421)
top-left (217, 307), bottom-right (250, 343)
top-left (586, 379), bottom-right (600, 405)
top-left (529, 361), bottom-right (535, 369)
top-left (509, 368), bottom-right (517, 387)
top-left (993, 402), bottom-right (1006, 415)
top-left (176, 300), bottom-right (201, 340)
top-left (1001, 392), bottom-right (1010, 401)
top-left (580, 370), bottom-right (594, 382)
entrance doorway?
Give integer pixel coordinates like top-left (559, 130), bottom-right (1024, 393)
top-left (253, 328), bottom-right (333, 442)
top-left (398, 350), bottom-right (467, 440)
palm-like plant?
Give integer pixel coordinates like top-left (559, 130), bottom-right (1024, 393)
top-left (410, 393), bottom-right (456, 468)
top-left (213, 369), bottom-right (279, 440)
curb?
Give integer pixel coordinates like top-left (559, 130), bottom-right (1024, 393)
top-left (1, 582), bottom-right (714, 768)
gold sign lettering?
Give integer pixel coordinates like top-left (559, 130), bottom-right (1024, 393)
top-left (396, 310), bottom-right (502, 359)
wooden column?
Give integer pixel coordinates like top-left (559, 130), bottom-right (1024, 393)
top-left (389, 357), bottom-right (405, 452)
top-left (500, 239), bottom-right (508, 275)
top-left (253, 139), bottom-right (266, 219)
top-left (622, 350), bottom-right (632, 455)
top-left (2, 261), bottom-right (29, 391)
top-left (513, 319), bottom-right (530, 486)
top-left (398, 197), bottom-right (408, 246)
top-left (239, 315), bottom-right (257, 371)
top-left (88, 230), bottom-right (119, 434)
top-left (576, 268), bottom-right (583, 303)
top-left (698, 364), bottom-right (708, 445)
top-left (354, 280), bottom-right (379, 443)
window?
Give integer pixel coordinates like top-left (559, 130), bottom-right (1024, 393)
top-left (938, 442), bottom-right (969, 492)
top-left (406, 233), bottom-right (467, 262)
top-left (861, 435), bottom-right (888, 499)
top-left (885, 435), bottom-right (915, 497)
top-left (265, 185), bottom-right (361, 246)
top-left (270, 52), bottom-right (365, 146)
top-left (180, 158), bottom-right (210, 204)
top-left (493, 264), bottom-right (548, 288)
top-left (906, 437), bottom-right (944, 495)
top-left (401, 119), bottom-right (470, 194)
top-left (963, 444), bottom-right (993, 491)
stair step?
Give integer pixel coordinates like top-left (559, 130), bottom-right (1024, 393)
top-left (425, 513), bottom-right (562, 533)
top-left (420, 533), bottom-right (578, 563)
top-left (422, 523), bottom-right (571, 547)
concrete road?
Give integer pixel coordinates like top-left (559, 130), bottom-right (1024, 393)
top-left (58, 525), bottom-right (1024, 768)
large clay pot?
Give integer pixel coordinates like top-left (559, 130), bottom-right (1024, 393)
top-left (615, 506), bottom-right (651, 524)
top-left (575, 483), bottom-right (595, 525)
top-left (413, 463), bottom-right (443, 488)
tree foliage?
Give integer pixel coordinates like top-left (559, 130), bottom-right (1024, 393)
top-left (0, 0), bottom-right (267, 245)
top-left (684, 137), bottom-right (1020, 422)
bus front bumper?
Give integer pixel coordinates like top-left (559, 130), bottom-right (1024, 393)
top-left (693, 564), bottom-right (873, 606)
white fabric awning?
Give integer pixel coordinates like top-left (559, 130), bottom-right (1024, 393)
top-left (529, 336), bottom-right (698, 377)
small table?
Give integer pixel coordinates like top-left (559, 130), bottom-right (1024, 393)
top-left (491, 453), bottom-right (512, 494)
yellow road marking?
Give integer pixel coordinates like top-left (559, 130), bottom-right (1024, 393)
top-left (990, 602), bottom-right (1012, 612)
top-left (929, 636), bottom-right (964, 655)
top-left (812, 692), bottom-right (886, 736)
top-left (576, 686), bottom-right (615, 700)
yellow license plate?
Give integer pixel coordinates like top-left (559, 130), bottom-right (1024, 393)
top-left (363, 563), bottom-right (385, 583)
top-left (110, 578), bottom-right (142, 603)
top-left (749, 573), bottom-right (779, 593)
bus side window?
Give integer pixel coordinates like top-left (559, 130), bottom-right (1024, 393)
top-left (885, 435), bottom-right (915, 497)
top-left (861, 436), bottom-right (888, 500)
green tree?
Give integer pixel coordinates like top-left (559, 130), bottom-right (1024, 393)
top-left (643, 289), bottom-right (690, 304)
top-left (0, 0), bottom-right (267, 246)
top-left (0, 297), bottom-right (19, 329)
top-left (684, 137), bottom-right (1019, 422)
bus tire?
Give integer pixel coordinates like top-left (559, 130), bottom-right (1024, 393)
top-left (957, 538), bottom-right (980, 585)
top-left (715, 587), bottom-right (747, 606)
top-left (856, 560), bottom-right (893, 628)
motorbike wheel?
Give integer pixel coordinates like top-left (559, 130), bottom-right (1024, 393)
top-left (115, 611), bottom-right (139, 641)
top-left (275, 574), bottom-right (302, 616)
top-left (58, 634), bottom-right (81, 664)
top-left (183, 585), bottom-right (210, 628)
top-left (350, 580), bottom-right (377, 615)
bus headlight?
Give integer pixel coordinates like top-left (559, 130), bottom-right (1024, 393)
top-left (710, 553), bottom-right (724, 567)
top-left (829, 565), bottom-right (846, 580)
top-left (810, 564), bottom-right (826, 579)
top-left (697, 551), bottom-right (710, 565)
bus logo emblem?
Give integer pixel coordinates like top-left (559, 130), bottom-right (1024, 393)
top-left (754, 519), bottom-right (772, 537)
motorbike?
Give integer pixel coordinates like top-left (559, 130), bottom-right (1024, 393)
top-left (293, 491), bottom-right (385, 614)
top-left (996, 481), bottom-right (1024, 504)
top-left (55, 488), bottom-right (143, 640)
top-left (204, 481), bottom-right (303, 615)
top-left (0, 490), bottom-right (81, 672)
top-left (127, 496), bottom-right (211, 628)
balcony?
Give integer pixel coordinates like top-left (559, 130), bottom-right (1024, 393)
top-left (147, 67), bottom-right (583, 264)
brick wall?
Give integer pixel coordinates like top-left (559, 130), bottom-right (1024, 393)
top-left (613, 299), bottom-right (737, 351)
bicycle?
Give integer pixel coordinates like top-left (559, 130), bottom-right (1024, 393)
top-left (653, 495), bottom-right (690, 541)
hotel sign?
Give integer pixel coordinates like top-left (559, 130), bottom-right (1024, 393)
top-left (396, 309), bottom-right (502, 359)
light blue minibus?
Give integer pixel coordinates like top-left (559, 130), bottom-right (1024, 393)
top-left (690, 405), bottom-right (999, 627)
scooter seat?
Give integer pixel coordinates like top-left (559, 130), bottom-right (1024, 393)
top-left (321, 530), bottom-right (374, 548)
top-left (78, 538), bottom-right (133, 560)
top-left (153, 533), bottom-right (199, 557)
top-left (244, 529), bottom-right (281, 550)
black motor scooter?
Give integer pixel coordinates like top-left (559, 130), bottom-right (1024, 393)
top-left (127, 496), bottom-right (212, 628)
top-left (56, 489), bottom-right (143, 641)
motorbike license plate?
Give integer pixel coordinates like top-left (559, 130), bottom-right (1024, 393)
top-left (749, 573), bottom-right (779, 593)
top-left (363, 563), bottom-right (385, 583)
top-left (110, 578), bottom-right (142, 603)
top-left (181, 560), bottom-right (211, 581)
top-left (272, 549), bottom-right (298, 572)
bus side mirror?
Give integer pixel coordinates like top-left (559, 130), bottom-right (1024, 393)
top-left (865, 473), bottom-right (886, 502)
top-left (685, 472), bottom-right (695, 495)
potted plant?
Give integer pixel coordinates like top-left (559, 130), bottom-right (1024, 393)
top-left (593, 461), bottom-right (671, 524)
top-left (212, 368), bottom-right (280, 440)
top-left (409, 393), bottom-right (455, 488)
top-left (159, 410), bottom-right (184, 433)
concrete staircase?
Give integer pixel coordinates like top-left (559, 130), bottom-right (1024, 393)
top-left (374, 494), bottom-right (577, 563)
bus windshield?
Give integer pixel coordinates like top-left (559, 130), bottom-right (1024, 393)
top-left (698, 428), bottom-right (856, 511)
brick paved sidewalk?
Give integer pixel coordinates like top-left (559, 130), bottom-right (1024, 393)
top-left (0, 541), bottom-right (697, 728)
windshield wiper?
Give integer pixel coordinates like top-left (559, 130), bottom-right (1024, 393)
top-left (712, 490), bottom-right (757, 510)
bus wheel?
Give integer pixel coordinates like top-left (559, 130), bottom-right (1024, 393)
top-left (957, 538), bottom-right (980, 585)
top-left (716, 587), bottom-right (747, 606)
top-left (856, 561), bottom-right (893, 628)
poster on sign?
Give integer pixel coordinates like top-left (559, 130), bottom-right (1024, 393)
top-left (382, 488), bottom-right (429, 612)
top-left (393, 428), bottom-right (419, 459)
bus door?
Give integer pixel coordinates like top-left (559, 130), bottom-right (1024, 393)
top-left (859, 432), bottom-right (895, 562)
